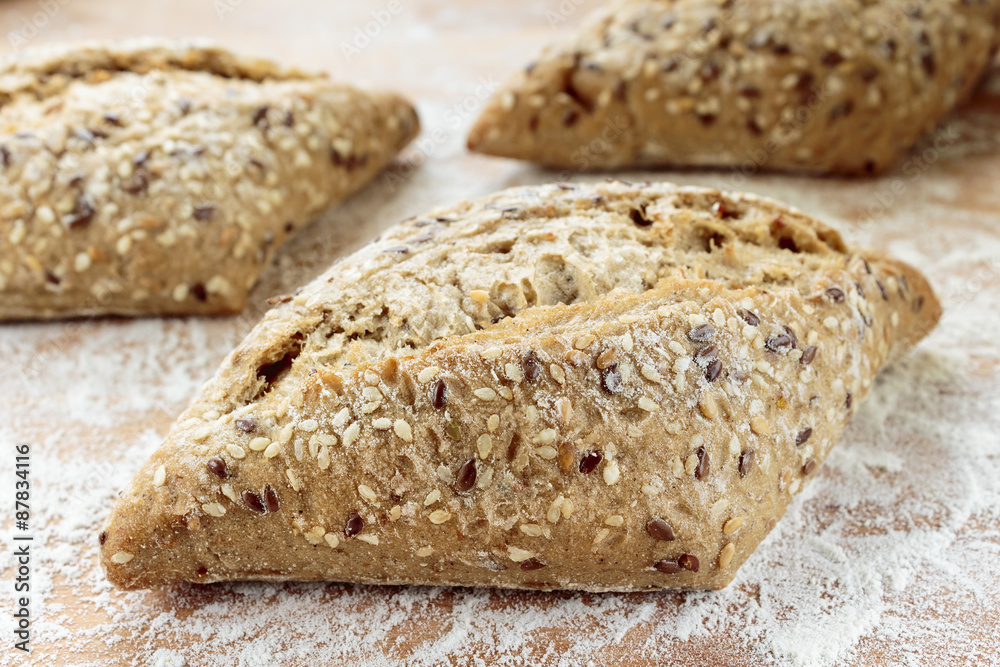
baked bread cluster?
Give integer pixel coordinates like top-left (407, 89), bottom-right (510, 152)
top-left (100, 181), bottom-right (940, 591)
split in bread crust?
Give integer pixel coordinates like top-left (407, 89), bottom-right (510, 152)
top-left (0, 39), bottom-right (419, 319)
top-left (100, 181), bottom-right (940, 591)
top-left (468, 0), bottom-right (1000, 174)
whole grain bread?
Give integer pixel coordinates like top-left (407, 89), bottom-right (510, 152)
top-left (0, 39), bottom-right (418, 319)
top-left (467, 0), bottom-right (999, 175)
top-left (100, 181), bottom-right (940, 591)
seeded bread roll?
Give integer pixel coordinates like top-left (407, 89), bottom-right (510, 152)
top-left (100, 181), bottom-right (940, 591)
top-left (467, 0), bottom-right (999, 175)
top-left (0, 39), bottom-right (419, 320)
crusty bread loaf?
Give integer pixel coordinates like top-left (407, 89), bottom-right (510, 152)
top-left (468, 0), bottom-right (999, 174)
top-left (0, 39), bottom-right (418, 320)
top-left (100, 181), bottom-right (940, 591)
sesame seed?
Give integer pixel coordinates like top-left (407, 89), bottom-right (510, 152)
top-left (318, 433), bottom-right (337, 446)
top-left (593, 528), bottom-right (611, 544)
top-left (728, 435), bottom-right (741, 456)
top-left (389, 505), bottom-right (402, 521)
top-left (332, 407), bottom-right (351, 428)
top-left (277, 425), bottom-right (294, 444)
top-left (285, 468), bottom-right (300, 491)
top-left (605, 515), bottom-right (624, 527)
top-left (533, 428), bottom-right (557, 445)
top-left (436, 464), bottom-right (453, 483)
top-left (221, 484), bottom-right (238, 502)
top-left (202, 502), bottom-right (226, 517)
top-left (574, 334), bottom-right (596, 350)
top-left (424, 489), bottom-right (441, 506)
top-left (481, 347), bottom-right (502, 360)
top-left (520, 523), bottom-right (544, 536)
top-left (596, 348), bottom-right (618, 369)
top-left (263, 443), bottom-right (280, 459)
top-left (343, 422), bottom-right (360, 447)
top-left (74, 252), bottom-right (91, 272)
top-left (477, 434), bottom-right (493, 459)
top-left (561, 498), bottom-right (574, 518)
top-left (417, 366), bottom-right (441, 384)
top-left (548, 496), bottom-right (565, 523)
top-left (324, 533), bottom-right (340, 548)
top-left (499, 387), bottom-right (513, 400)
top-left (248, 437), bottom-right (271, 451)
top-left (708, 498), bottom-right (730, 520)
top-left (536, 446), bottom-right (558, 460)
top-left (373, 418), bottom-right (392, 430)
top-left (487, 414), bottom-right (500, 432)
top-left (508, 546), bottom-right (534, 562)
top-left (362, 386), bottom-right (383, 402)
top-left (723, 517), bottom-right (745, 535)
top-left (417, 546), bottom-right (434, 557)
top-left (603, 459), bottom-right (621, 485)
top-left (672, 455), bottom-right (684, 478)
top-left (393, 419), bottom-right (413, 442)
top-left (358, 484), bottom-right (378, 503)
top-left (317, 448), bottom-right (331, 470)
top-left (474, 388), bottom-right (497, 401)
top-left (750, 416), bottom-right (771, 436)
top-left (429, 510), bottom-right (452, 524)
top-left (504, 363), bottom-right (524, 383)
top-left (111, 552), bottom-right (134, 564)
top-left (549, 364), bottom-right (566, 385)
top-left (638, 397), bottom-right (659, 412)
top-left (357, 535), bottom-right (379, 546)
top-left (191, 426), bottom-right (212, 442)
top-left (719, 543), bottom-right (736, 569)
top-left (699, 392), bottom-right (719, 419)
top-left (640, 364), bottom-right (662, 383)
top-left (299, 419), bottom-right (318, 432)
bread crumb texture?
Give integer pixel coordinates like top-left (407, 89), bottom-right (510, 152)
top-left (101, 180), bottom-right (941, 591)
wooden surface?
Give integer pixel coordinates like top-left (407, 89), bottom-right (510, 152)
top-left (1, 1), bottom-right (1000, 665)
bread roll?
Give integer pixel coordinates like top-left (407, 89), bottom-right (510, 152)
top-left (468, 0), bottom-right (998, 174)
top-left (101, 181), bottom-right (940, 591)
top-left (0, 39), bottom-right (418, 319)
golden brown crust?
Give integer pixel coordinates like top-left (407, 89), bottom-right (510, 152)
top-left (467, 0), bottom-right (1000, 174)
top-left (100, 181), bottom-right (940, 591)
top-left (0, 39), bottom-right (419, 319)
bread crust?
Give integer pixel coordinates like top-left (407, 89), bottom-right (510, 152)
top-left (100, 181), bottom-right (940, 591)
top-left (467, 0), bottom-right (1000, 174)
top-left (0, 39), bottom-right (418, 319)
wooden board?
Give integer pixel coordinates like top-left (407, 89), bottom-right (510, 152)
top-left (2, 2), bottom-right (1000, 665)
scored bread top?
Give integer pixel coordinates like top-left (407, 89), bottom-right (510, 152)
top-left (101, 181), bottom-right (940, 591)
top-left (0, 39), bottom-right (418, 319)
